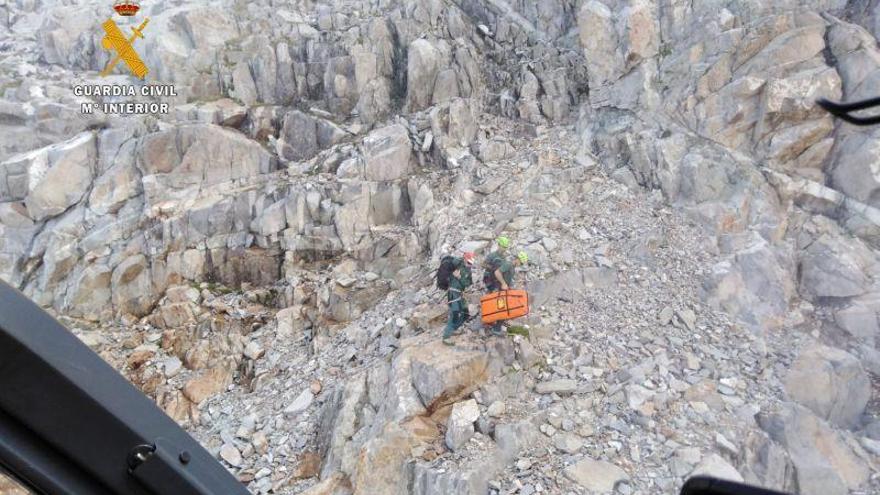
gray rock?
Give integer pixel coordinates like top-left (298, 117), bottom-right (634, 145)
top-left (531, 268), bottom-right (617, 306)
top-left (284, 388), bottom-right (314, 416)
top-left (487, 401), bottom-right (506, 418)
top-left (363, 124), bottom-right (412, 182)
top-left (564, 457), bottom-right (629, 494)
top-left (411, 443), bottom-right (505, 495)
top-left (407, 39), bottom-right (441, 111)
top-left (784, 344), bottom-right (870, 429)
top-left (410, 344), bottom-right (488, 410)
top-left (758, 403), bottom-right (870, 495)
top-left (535, 379), bottom-right (577, 395)
top-left (278, 110), bottom-right (318, 161)
top-left (553, 432), bottom-right (584, 454)
top-left (494, 421), bottom-right (543, 464)
top-left (676, 309), bottom-right (697, 331)
top-left (799, 235), bottom-right (869, 299)
top-left (244, 341), bottom-right (265, 360)
top-left (445, 399), bottom-right (480, 451)
top-left (859, 437), bottom-right (880, 456)
top-left (517, 338), bottom-right (543, 369)
top-left (625, 384), bottom-right (655, 411)
top-left (65, 263), bottom-right (113, 321)
top-left (834, 303), bottom-right (879, 345)
top-left (658, 306), bottom-right (674, 325)
top-left (111, 254), bottom-right (154, 317)
top-left (865, 419), bottom-right (880, 440)
top-left (716, 433), bottom-right (738, 456)
top-left (219, 443), bottom-right (242, 468)
top-left (164, 357), bottom-right (182, 378)
top-left (690, 453), bottom-right (744, 483)
top-left (10, 132), bottom-right (97, 222)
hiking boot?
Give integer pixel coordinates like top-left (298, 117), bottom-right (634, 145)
top-left (442, 338), bottom-right (456, 346)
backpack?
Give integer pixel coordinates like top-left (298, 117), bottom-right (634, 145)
top-left (436, 256), bottom-right (458, 291)
top-left (482, 253), bottom-right (503, 287)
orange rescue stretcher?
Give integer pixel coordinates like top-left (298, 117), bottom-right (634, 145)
top-left (480, 290), bottom-right (529, 325)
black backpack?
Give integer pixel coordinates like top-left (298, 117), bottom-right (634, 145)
top-left (482, 253), bottom-right (502, 287)
top-left (436, 256), bottom-right (458, 290)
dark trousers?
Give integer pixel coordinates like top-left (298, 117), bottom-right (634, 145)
top-left (443, 298), bottom-right (469, 338)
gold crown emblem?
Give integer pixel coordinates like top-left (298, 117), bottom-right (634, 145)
top-left (113, 0), bottom-right (140, 16)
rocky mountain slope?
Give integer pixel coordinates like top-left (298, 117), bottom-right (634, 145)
top-left (2, 0), bottom-right (880, 494)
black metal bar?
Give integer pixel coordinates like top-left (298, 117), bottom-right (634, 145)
top-left (817, 97), bottom-right (880, 125)
top-left (0, 408), bottom-right (114, 495)
top-left (681, 476), bottom-right (791, 495)
top-left (0, 281), bottom-right (250, 495)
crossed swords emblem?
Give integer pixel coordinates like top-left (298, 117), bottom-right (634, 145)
top-left (100, 17), bottom-right (150, 79)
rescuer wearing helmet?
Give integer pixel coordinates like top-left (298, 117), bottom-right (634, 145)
top-left (482, 236), bottom-right (511, 292)
top-left (442, 251), bottom-right (475, 346)
top-left (486, 248), bottom-right (528, 336)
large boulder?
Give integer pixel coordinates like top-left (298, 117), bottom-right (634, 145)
top-left (564, 457), bottom-right (630, 494)
top-left (110, 254), bottom-right (155, 317)
top-left (411, 443), bottom-right (505, 494)
top-left (493, 420), bottom-right (545, 464)
top-left (740, 430), bottom-right (797, 492)
top-left (350, 421), bottom-right (428, 495)
top-left (704, 237), bottom-right (796, 331)
top-left (406, 39), bottom-right (441, 112)
top-left (758, 403), bottom-right (871, 495)
top-left (278, 110), bottom-right (319, 162)
top-left (317, 338), bottom-right (487, 493)
top-left (64, 263), bottom-right (113, 321)
top-left (799, 235), bottom-right (870, 299)
top-left (429, 98), bottom-right (478, 151)
top-left (445, 399), bottom-right (480, 451)
top-left (318, 375), bottom-right (369, 479)
top-left (137, 124), bottom-right (274, 205)
top-left (362, 124), bottom-right (411, 182)
top-left (784, 344), bottom-right (871, 429)
top-left (182, 367), bottom-right (234, 405)
top-left (690, 454), bottom-right (744, 483)
top-left (410, 342), bottom-right (489, 411)
top-left (835, 300), bottom-right (880, 345)
top-left (88, 155), bottom-right (141, 216)
top-left (0, 132), bottom-right (97, 222)
top-left (827, 20), bottom-right (880, 208)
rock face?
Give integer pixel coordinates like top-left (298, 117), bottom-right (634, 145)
top-left (315, 339), bottom-right (493, 494)
top-left (759, 403), bottom-right (872, 495)
top-left (362, 124), bottom-right (412, 182)
top-left (784, 344), bottom-right (871, 429)
top-left (410, 344), bottom-right (489, 411)
top-left (799, 235), bottom-right (870, 300)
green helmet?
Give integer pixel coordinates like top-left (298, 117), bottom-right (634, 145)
top-left (517, 251), bottom-right (528, 264)
top-left (497, 236), bottom-right (511, 249)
